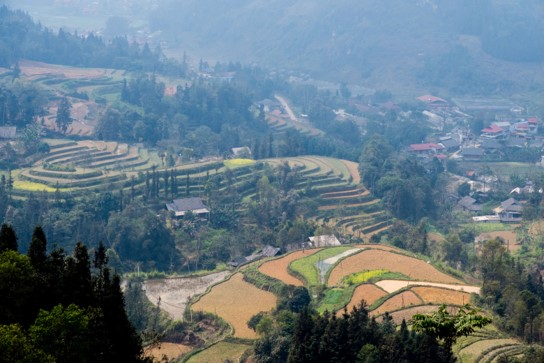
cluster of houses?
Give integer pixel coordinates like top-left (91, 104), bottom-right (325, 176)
top-left (456, 196), bottom-right (524, 223)
top-left (407, 95), bottom-right (543, 162)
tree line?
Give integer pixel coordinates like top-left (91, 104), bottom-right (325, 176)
top-left (0, 6), bottom-right (186, 75)
top-left (0, 224), bottom-right (148, 362)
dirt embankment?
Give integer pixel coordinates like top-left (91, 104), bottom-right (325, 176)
top-left (143, 271), bottom-right (230, 320)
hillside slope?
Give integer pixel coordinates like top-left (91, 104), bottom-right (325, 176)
top-left (150, 0), bottom-right (543, 96)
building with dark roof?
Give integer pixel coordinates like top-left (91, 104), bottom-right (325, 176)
top-left (166, 197), bottom-right (209, 218)
top-left (457, 196), bottom-right (482, 212)
top-left (461, 148), bottom-right (485, 160)
top-left (0, 126), bottom-right (16, 139)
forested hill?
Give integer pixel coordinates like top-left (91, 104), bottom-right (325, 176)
top-left (0, 6), bottom-right (185, 75)
top-left (150, 0), bottom-right (543, 94)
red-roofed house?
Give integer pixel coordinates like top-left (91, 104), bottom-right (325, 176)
top-left (417, 95), bottom-right (448, 107)
top-left (527, 117), bottom-right (539, 133)
top-left (481, 124), bottom-right (505, 139)
top-left (409, 143), bottom-right (445, 155)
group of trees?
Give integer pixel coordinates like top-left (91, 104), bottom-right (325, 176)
top-left (0, 82), bottom-right (46, 128)
top-left (0, 224), bottom-right (147, 362)
top-left (359, 135), bottom-right (442, 223)
top-left (477, 238), bottom-right (543, 343)
top-left (1, 188), bottom-right (180, 271)
top-left (253, 298), bottom-right (492, 363)
top-left (0, 6), bottom-right (185, 75)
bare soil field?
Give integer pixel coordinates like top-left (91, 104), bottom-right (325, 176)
top-left (145, 342), bottom-right (192, 362)
top-left (144, 271), bottom-right (230, 320)
top-left (344, 284), bottom-right (388, 312)
top-left (428, 232), bottom-right (445, 243)
top-left (371, 291), bottom-right (423, 316)
top-left (340, 160), bottom-right (361, 184)
top-left (258, 249), bottom-right (321, 286)
top-left (411, 286), bottom-right (472, 306)
top-left (327, 250), bottom-right (462, 286)
top-left (388, 305), bottom-right (441, 324)
top-left (44, 100), bottom-right (99, 136)
top-left (20, 60), bottom-right (118, 79)
top-left (354, 244), bottom-right (401, 252)
top-left (376, 280), bottom-right (480, 295)
top-left (477, 231), bottom-right (520, 252)
top-left (191, 273), bottom-right (277, 339)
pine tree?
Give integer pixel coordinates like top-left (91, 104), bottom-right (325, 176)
top-left (28, 226), bottom-right (47, 272)
top-left (0, 223), bottom-right (18, 252)
top-left (56, 97), bottom-right (72, 134)
top-left (63, 242), bottom-right (92, 307)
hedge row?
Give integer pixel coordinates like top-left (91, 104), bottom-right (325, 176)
top-left (21, 172), bottom-right (127, 188)
top-left (29, 169), bottom-right (103, 180)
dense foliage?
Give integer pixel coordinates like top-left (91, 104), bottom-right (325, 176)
top-left (0, 6), bottom-right (186, 75)
top-left (0, 224), bottom-right (147, 362)
top-left (476, 238), bottom-right (543, 343)
top-left (254, 302), bottom-right (451, 363)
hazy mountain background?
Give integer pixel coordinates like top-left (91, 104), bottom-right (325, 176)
top-left (6, 0), bottom-right (544, 99)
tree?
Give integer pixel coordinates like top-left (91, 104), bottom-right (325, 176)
top-left (55, 97), bottom-right (72, 134)
top-left (0, 251), bottom-right (35, 326)
top-left (27, 226), bottom-right (47, 272)
top-left (0, 223), bottom-right (18, 252)
top-left (411, 304), bottom-right (491, 354)
top-left (29, 304), bottom-right (91, 363)
top-left (0, 324), bottom-right (54, 363)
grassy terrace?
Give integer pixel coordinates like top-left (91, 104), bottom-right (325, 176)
top-left (11, 146), bottom-right (391, 238)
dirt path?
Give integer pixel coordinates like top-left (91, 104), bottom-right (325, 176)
top-left (375, 280), bottom-right (480, 294)
top-left (274, 94), bottom-right (298, 123)
top-left (143, 271), bottom-right (230, 320)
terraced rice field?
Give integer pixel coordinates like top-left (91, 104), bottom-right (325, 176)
top-left (289, 246), bottom-right (353, 286)
top-left (258, 249), bottom-right (321, 286)
top-left (458, 338), bottom-right (521, 363)
top-left (191, 273), bottom-right (277, 339)
top-left (410, 286), bottom-right (472, 306)
top-left (371, 290), bottom-right (423, 315)
top-left (186, 342), bottom-right (251, 363)
top-left (145, 343), bottom-right (192, 362)
top-left (343, 284), bottom-right (388, 311)
top-left (144, 271), bottom-right (230, 320)
top-left (264, 156), bottom-right (391, 238)
top-left (388, 305), bottom-right (442, 324)
top-left (327, 249), bottom-right (462, 286)
top-left (375, 280), bottom-right (480, 294)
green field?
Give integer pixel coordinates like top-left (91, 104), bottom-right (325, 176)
top-left (186, 341), bottom-right (250, 363)
top-left (289, 246), bottom-right (352, 286)
top-left (460, 161), bottom-right (542, 181)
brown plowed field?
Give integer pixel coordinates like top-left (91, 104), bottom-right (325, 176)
top-left (372, 291), bottom-right (423, 316)
top-left (327, 250), bottom-right (462, 287)
top-left (145, 343), bottom-right (192, 362)
top-left (387, 305), bottom-right (441, 324)
top-left (355, 244), bottom-right (401, 252)
top-left (340, 160), bottom-right (361, 184)
top-left (191, 273), bottom-right (277, 339)
top-left (343, 284), bottom-right (388, 312)
top-left (411, 286), bottom-right (471, 306)
top-left (258, 249), bottom-right (321, 286)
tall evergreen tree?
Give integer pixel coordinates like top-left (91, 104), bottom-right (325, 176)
top-left (55, 97), bottom-right (72, 134)
top-left (63, 242), bottom-right (92, 307)
top-left (28, 226), bottom-right (47, 272)
top-left (0, 223), bottom-right (18, 252)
